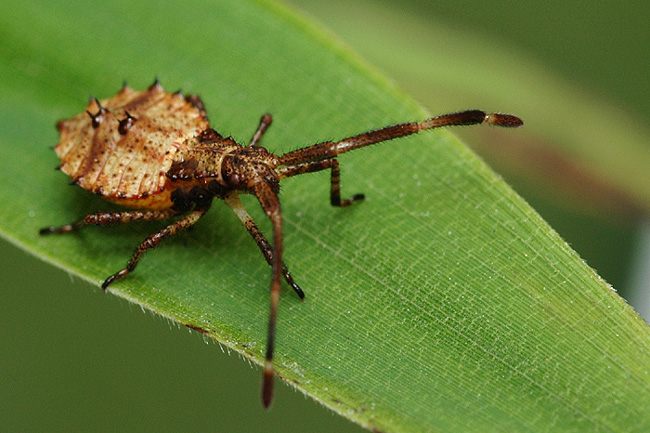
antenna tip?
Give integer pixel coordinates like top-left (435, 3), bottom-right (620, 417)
top-left (485, 113), bottom-right (524, 128)
top-left (262, 363), bottom-right (275, 409)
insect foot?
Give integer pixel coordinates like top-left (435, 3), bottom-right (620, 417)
top-left (42, 81), bottom-right (522, 408)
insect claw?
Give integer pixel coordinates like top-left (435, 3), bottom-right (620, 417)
top-left (102, 269), bottom-right (128, 291)
top-left (101, 276), bottom-right (114, 291)
top-left (39, 226), bottom-right (56, 235)
top-left (292, 283), bottom-right (305, 300)
top-left (39, 224), bottom-right (75, 235)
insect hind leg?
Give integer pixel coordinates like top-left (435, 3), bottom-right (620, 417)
top-left (101, 206), bottom-right (210, 291)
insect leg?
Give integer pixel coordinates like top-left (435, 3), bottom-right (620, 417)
top-left (101, 205), bottom-right (210, 290)
top-left (248, 113), bottom-right (273, 147)
top-left (277, 159), bottom-right (364, 207)
top-left (39, 209), bottom-right (179, 234)
top-left (224, 192), bottom-right (305, 299)
top-left (278, 110), bottom-right (523, 166)
top-left (251, 182), bottom-right (284, 409)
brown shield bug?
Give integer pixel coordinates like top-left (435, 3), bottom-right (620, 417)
top-left (41, 80), bottom-right (523, 407)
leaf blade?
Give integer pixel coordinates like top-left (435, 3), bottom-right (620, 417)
top-left (1, 0), bottom-right (650, 432)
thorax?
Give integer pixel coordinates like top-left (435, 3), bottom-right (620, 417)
top-left (167, 129), bottom-right (281, 198)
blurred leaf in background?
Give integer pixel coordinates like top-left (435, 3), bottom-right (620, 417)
top-left (286, 0), bottom-right (650, 315)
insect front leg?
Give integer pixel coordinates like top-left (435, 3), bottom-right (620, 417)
top-left (39, 209), bottom-right (179, 234)
top-left (248, 113), bottom-right (273, 147)
top-left (277, 159), bottom-right (364, 207)
top-left (101, 205), bottom-right (210, 290)
top-left (224, 192), bottom-right (304, 298)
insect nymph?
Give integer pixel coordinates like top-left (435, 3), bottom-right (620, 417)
top-left (41, 81), bottom-right (523, 407)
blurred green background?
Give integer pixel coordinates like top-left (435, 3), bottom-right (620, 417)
top-left (2, 0), bottom-right (649, 432)
top-left (286, 0), bottom-right (650, 315)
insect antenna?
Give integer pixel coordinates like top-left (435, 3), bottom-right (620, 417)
top-left (278, 110), bottom-right (523, 167)
top-left (251, 182), bottom-right (284, 409)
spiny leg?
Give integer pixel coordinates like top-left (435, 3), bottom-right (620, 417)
top-left (101, 205), bottom-right (211, 290)
top-left (279, 110), bottom-right (523, 166)
top-left (224, 192), bottom-right (304, 298)
top-left (39, 209), bottom-right (179, 235)
top-left (328, 159), bottom-right (365, 207)
top-left (277, 159), bottom-right (364, 207)
top-left (248, 113), bottom-right (273, 147)
top-left (251, 181), bottom-right (284, 409)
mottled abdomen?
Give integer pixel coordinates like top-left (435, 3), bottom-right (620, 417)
top-left (54, 82), bottom-right (209, 209)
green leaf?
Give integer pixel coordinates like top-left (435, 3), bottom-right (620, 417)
top-left (287, 0), bottom-right (650, 221)
top-left (1, 1), bottom-right (649, 432)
